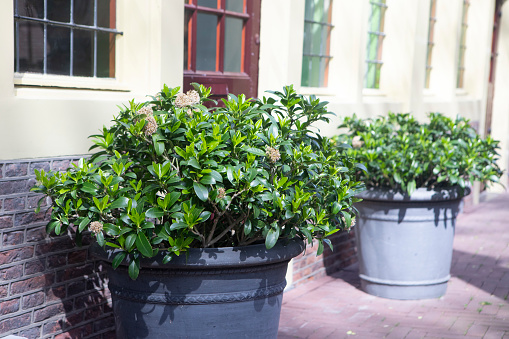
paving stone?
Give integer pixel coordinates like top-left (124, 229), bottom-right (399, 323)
top-left (279, 193), bottom-right (509, 338)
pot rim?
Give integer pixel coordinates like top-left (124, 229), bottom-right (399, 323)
top-left (90, 237), bottom-right (305, 269)
top-left (356, 186), bottom-right (470, 203)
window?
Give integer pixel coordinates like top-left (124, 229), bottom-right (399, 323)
top-left (14, 0), bottom-right (122, 78)
top-left (365, 0), bottom-right (387, 89)
top-left (425, 0), bottom-right (437, 88)
top-left (184, 0), bottom-right (260, 99)
top-left (301, 0), bottom-right (333, 88)
top-left (457, 0), bottom-right (469, 88)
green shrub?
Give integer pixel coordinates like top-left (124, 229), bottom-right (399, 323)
top-left (32, 84), bottom-right (364, 279)
top-left (335, 112), bottom-right (503, 195)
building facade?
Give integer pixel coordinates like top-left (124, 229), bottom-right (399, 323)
top-left (1, 0), bottom-right (508, 337)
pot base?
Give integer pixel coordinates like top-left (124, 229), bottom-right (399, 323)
top-left (360, 276), bottom-right (449, 300)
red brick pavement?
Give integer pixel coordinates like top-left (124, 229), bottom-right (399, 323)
top-left (279, 193), bottom-right (509, 339)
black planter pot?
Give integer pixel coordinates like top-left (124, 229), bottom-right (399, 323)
top-left (90, 238), bottom-right (304, 339)
top-left (354, 187), bottom-right (467, 300)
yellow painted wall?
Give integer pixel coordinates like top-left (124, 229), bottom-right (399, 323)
top-left (1, 0), bottom-right (507, 192)
top-left (0, 0), bottom-right (183, 160)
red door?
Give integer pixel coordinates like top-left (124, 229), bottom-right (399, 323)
top-left (183, 0), bottom-right (261, 101)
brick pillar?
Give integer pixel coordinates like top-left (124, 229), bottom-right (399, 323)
top-left (0, 158), bottom-right (115, 339)
top-left (291, 231), bottom-right (357, 287)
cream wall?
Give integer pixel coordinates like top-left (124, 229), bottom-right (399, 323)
top-left (257, 0), bottom-right (507, 191)
top-left (0, 0), bottom-right (184, 160)
top-left (2, 0), bottom-right (507, 189)
top-left (490, 1), bottom-right (509, 191)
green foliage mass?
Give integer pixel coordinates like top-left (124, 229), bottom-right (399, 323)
top-left (32, 84), bottom-right (364, 279)
top-left (335, 112), bottom-right (503, 196)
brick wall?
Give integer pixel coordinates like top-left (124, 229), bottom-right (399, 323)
top-left (291, 231), bottom-right (357, 287)
top-left (0, 158), bottom-right (115, 339)
top-left (0, 156), bottom-right (358, 338)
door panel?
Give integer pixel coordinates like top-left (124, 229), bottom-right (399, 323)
top-left (183, 0), bottom-right (261, 101)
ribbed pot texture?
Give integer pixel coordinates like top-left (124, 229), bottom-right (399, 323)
top-left (354, 187), bottom-right (466, 300)
top-left (90, 238), bottom-right (304, 339)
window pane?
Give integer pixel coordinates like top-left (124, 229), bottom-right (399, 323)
top-left (17, 0), bottom-right (44, 18)
top-left (224, 16), bottom-right (242, 72)
top-left (197, 0), bottom-right (217, 8)
top-left (226, 0), bottom-right (244, 13)
top-left (196, 12), bottom-right (217, 71)
top-left (17, 21), bottom-right (44, 73)
top-left (47, 25), bottom-right (70, 75)
top-left (97, 32), bottom-right (115, 77)
top-left (309, 56), bottom-right (320, 87)
top-left (74, 0), bottom-right (93, 26)
top-left (97, 0), bottom-right (115, 28)
top-left (365, 62), bottom-right (375, 88)
top-left (310, 23), bottom-right (322, 55)
top-left (302, 22), bottom-right (312, 54)
top-left (47, 0), bottom-right (70, 23)
top-left (73, 29), bottom-right (93, 76)
top-left (312, 0), bottom-right (324, 23)
top-left (301, 55), bottom-right (310, 87)
top-left (367, 33), bottom-right (378, 60)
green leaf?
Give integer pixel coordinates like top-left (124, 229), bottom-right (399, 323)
top-left (125, 233), bottom-right (137, 251)
top-left (112, 252), bottom-right (127, 269)
top-left (200, 175), bottom-right (216, 185)
top-left (265, 227), bottom-right (279, 249)
top-left (96, 232), bottom-right (105, 246)
top-left (199, 211), bottom-right (212, 222)
top-left (170, 222), bottom-right (189, 230)
top-left (407, 180), bottom-right (417, 196)
top-left (146, 207), bottom-right (165, 218)
top-left (209, 170), bottom-right (223, 183)
top-left (80, 182), bottom-right (97, 194)
top-left (355, 163), bottom-right (368, 172)
top-left (78, 217), bottom-right (90, 232)
top-left (317, 241), bottom-right (324, 256)
top-left (193, 182), bottom-right (209, 201)
top-left (128, 258), bottom-right (140, 280)
top-left (103, 223), bottom-right (120, 236)
top-left (110, 197), bottom-right (129, 209)
top-left (155, 142), bottom-right (164, 156)
top-left (245, 147), bottom-right (266, 157)
top-left (331, 202), bottom-right (341, 215)
top-left (244, 219), bottom-right (252, 235)
top-left (188, 158), bottom-right (201, 170)
top-left (136, 232), bottom-right (153, 257)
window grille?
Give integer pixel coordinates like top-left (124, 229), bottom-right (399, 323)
top-left (14, 0), bottom-right (122, 78)
top-left (184, 0), bottom-right (249, 74)
top-left (365, 0), bottom-right (387, 89)
top-left (301, 0), bottom-right (333, 88)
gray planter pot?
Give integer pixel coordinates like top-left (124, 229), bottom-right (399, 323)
top-left (90, 238), bottom-right (304, 339)
top-left (354, 187), bottom-right (467, 300)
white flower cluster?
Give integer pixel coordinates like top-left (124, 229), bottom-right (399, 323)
top-left (135, 105), bottom-right (158, 136)
top-left (89, 221), bottom-right (103, 235)
top-left (175, 90), bottom-right (200, 108)
top-left (217, 187), bottom-right (226, 200)
top-left (352, 136), bottom-right (364, 149)
top-left (265, 146), bottom-right (281, 164)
